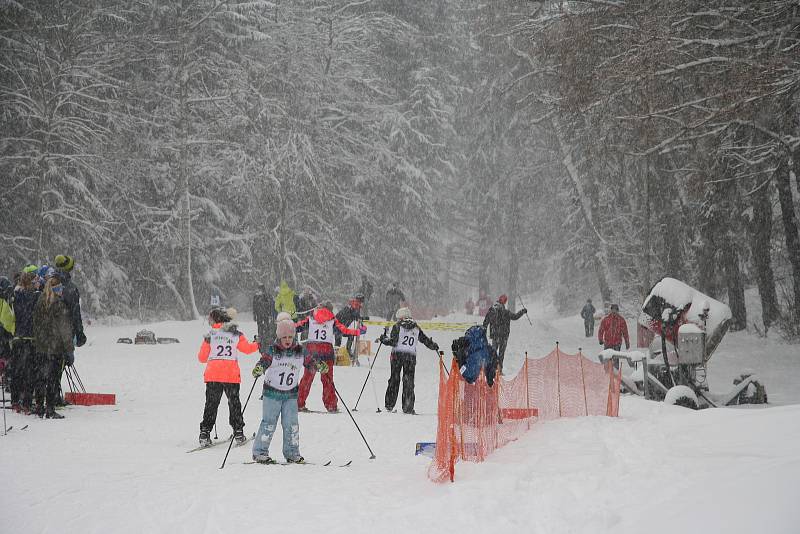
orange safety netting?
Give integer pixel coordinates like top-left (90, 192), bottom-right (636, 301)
top-left (428, 346), bottom-right (622, 483)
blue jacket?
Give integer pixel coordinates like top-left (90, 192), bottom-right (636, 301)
top-left (453, 326), bottom-right (497, 386)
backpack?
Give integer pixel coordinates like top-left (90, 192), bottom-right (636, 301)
top-left (453, 326), bottom-right (496, 385)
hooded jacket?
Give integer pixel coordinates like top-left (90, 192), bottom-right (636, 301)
top-left (197, 322), bottom-right (260, 383)
top-left (274, 281), bottom-right (297, 318)
top-left (482, 302), bottom-right (525, 341)
top-left (33, 294), bottom-right (74, 355)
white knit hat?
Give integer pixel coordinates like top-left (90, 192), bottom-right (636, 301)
top-left (276, 319), bottom-right (296, 339)
top-left (276, 311), bottom-right (292, 322)
top-left (395, 307), bottom-right (411, 320)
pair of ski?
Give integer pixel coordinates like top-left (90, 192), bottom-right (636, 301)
top-left (244, 459), bottom-right (352, 467)
top-left (2, 424), bottom-right (29, 433)
top-left (186, 433), bottom-right (254, 454)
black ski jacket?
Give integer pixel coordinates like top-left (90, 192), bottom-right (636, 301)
top-left (380, 318), bottom-right (438, 354)
top-left (482, 303), bottom-right (525, 341)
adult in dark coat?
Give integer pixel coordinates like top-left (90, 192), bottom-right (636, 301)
top-left (335, 297), bottom-right (363, 364)
top-left (54, 255), bottom-right (86, 347)
top-left (32, 278), bottom-right (73, 418)
top-left (9, 273), bottom-right (39, 412)
top-left (358, 275), bottom-right (374, 316)
top-left (580, 299), bottom-right (596, 337)
top-left (482, 294), bottom-right (526, 373)
top-left (384, 282), bottom-right (405, 320)
top-left (252, 283), bottom-right (274, 346)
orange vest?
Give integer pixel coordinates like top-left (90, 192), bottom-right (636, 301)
top-left (197, 323), bottom-right (260, 383)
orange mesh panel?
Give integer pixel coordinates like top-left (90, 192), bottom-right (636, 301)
top-left (428, 347), bottom-right (621, 483)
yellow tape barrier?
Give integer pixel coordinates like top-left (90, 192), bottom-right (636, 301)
top-left (362, 320), bottom-right (478, 332)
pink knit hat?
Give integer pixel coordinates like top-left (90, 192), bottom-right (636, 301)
top-left (276, 319), bottom-right (296, 339)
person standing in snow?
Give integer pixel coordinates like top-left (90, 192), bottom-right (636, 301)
top-left (295, 302), bottom-right (365, 412)
top-left (250, 319), bottom-right (324, 464)
top-left (581, 299), bottom-right (596, 337)
top-left (53, 255), bottom-right (86, 349)
top-left (482, 294), bottom-right (526, 373)
top-left (335, 296), bottom-right (363, 366)
top-left (252, 283), bottom-right (274, 346)
top-left (31, 277), bottom-right (72, 419)
top-left (196, 307), bottom-right (260, 447)
top-left (384, 282), bottom-right (405, 320)
top-left (598, 304), bottom-right (630, 351)
top-left (10, 272), bottom-right (38, 414)
top-left (295, 286), bottom-right (317, 341)
top-left (476, 289), bottom-right (491, 317)
top-left (274, 280), bottom-right (297, 320)
top-left (358, 275), bottom-right (373, 316)
top-left (378, 307), bottom-right (438, 414)
top-left (465, 297), bottom-right (475, 316)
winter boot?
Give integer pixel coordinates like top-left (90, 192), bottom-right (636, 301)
top-left (45, 409), bottom-right (65, 419)
top-left (253, 453), bottom-right (275, 464)
top-left (198, 430), bottom-right (212, 448)
top-left (233, 430), bottom-right (247, 446)
top-left (286, 456), bottom-right (305, 464)
top-left (298, 406), bottom-right (310, 413)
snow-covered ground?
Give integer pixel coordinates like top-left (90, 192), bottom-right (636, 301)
top-left (4, 303), bottom-right (800, 534)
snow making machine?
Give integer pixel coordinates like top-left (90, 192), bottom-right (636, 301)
top-left (602, 277), bottom-right (767, 409)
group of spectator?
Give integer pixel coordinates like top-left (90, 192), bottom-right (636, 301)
top-left (0, 255), bottom-right (85, 419)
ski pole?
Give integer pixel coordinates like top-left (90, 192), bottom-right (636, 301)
top-left (353, 328), bottom-right (386, 411)
top-left (332, 381), bottom-right (376, 459)
top-left (71, 364), bottom-right (87, 393)
top-left (2, 373), bottom-right (7, 435)
top-left (370, 363), bottom-right (382, 413)
top-left (517, 294), bottom-right (534, 327)
top-left (220, 376), bottom-right (259, 470)
top-left (214, 423), bottom-right (218, 440)
top-left (438, 351), bottom-right (450, 377)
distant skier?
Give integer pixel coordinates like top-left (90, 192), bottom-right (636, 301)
top-left (209, 285), bottom-right (223, 310)
top-left (358, 275), bottom-right (373, 316)
top-left (598, 304), bottom-right (630, 351)
top-left (465, 297), bottom-right (475, 316)
top-left (196, 307), bottom-right (260, 448)
top-left (580, 298), bottom-right (596, 337)
top-left (378, 307), bottom-right (438, 414)
top-left (335, 296), bottom-right (364, 366)
top-left (482, 294), bottom-right (526, 373)
top-left (250, 319), bottom-right (325, 464)
top-left (295, 302), bottom-right (365, 412)
top-left (252, 283), bottom-right (274, 346)
top-left (384, 282), bottom-right (405, 320)
top-left (274, 280), bottom-right (297, 320)
top-left (295, 286), bottom-right (317, 341)
top-left (477, 289), bottom-right (491, 317)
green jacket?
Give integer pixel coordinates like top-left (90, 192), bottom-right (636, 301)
top-left (0, 299), bottom-right (14, 336)
top-left (274, 281), bottom-right (297, 318)
top-left (33, 295), bottom-right (74, 355)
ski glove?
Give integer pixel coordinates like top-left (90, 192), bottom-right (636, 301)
top-left (75, 331), bottom-right (87, 347)
top-left (521, 308), bottom-right (528, 314)
top-left (316, 361), bottom-right (329, 374)
top-left (431, 343), bottom-right (439, 351)
top-left (252, 364), bottom-right (265, 378)
top-left (65, 352), bottom-right (75, 366)
top-left (359, 325), bottom-right (368, 336)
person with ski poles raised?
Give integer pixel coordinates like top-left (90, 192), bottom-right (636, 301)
top-left (294, 301), bottom-right (365, 413)
top-left (196, 307), bottom-right (260, 448)
top-left (250, 319), bottom-right (325, 464)
top-left (482, 294), bottom-right (526, 373)
top-left (378, 307), bottom-right (439, 415)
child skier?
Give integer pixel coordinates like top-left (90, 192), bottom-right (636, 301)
top-left (295, 302), bottom-right (365, 412)
top-left (378, 307), bottom-right (439, 414)
top-left (197, 308), bottom-right (259, 447)
top-left (250, 319), bottom-right (325, 464)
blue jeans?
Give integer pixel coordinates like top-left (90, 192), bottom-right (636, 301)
top-left (252, 393), bottom-right (300, 461)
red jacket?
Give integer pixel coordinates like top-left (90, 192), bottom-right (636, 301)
top-left (197, 323), bottom-right (260, 383)
top-left (598, 313), bottom-right (630, 349)
top-left (295, 307), bottom-right (360, 338)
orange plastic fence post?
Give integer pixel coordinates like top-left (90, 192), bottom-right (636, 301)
top-left (578, 349), bottom-right (589, 416)
top-left (524, 352), bottom-right (531, 430)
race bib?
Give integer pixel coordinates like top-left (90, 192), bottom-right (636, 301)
top-left (396, 326), bottom-right (419, 355)
top-left (209, 330), bottom-right (237, 361)
top-left (265, 355), bottom-right (304, 391)
top-left (308, 317), bottom-right (334, 344)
